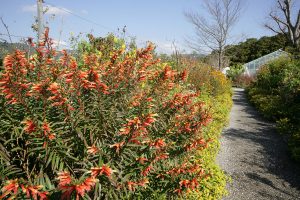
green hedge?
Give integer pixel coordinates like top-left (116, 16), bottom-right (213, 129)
top-left (247, 57), bottom-right (300, 161)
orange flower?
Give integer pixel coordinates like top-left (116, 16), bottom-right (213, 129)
top-left (87, 145), bottom-right (99, 154)
top-left (119, 127), bottom-right (131, 135)
top-left (179, 179), bottom-right (190, 188)
top-left (150, 138), bottom-right (166, 149)
top-left (141, 165), bottom-right (153, 176)
top-left (137, 178), bottom-right (149, 188)
top-left (163, 66), bottom-right (176, 80)
top-left (23, 119), bottom-right (36, 133)
top-left (127, 117), bottom-right (141, 127)
top-left (75, 177), bottom-right (98, 197)
top-left (31, 83), bottom-right (44, 93)
top-left (136, 157), bottom-right (148, 165)
top-left (42, 121), bottom-right (50, 133)
top-left (180, 69), bottom-right (188, 81)
top-left (57, 171), bottom-right (72, 188)
top-left (127, 181), bottom-right (137, 191)
top-left (143, 113), bottom-right (157, 127)
top-left (154, 153), bottom-right (169, 162)
top-left (78, 71), bottom-right (88, 79)
top-left (173, 188), bottom-right (182, 195)
top-left (98, 82), bottom-right (109, 94)
top-left (110, 141), bottom-right (125, 153)
top-left (47, 82), bottom-right (59, 94)
top-left (57, 174), bottom-right (97, 200)
top-left (0, 179), bottom-right (19, 199)
top-left (42, 121), bottom-right (56, 140)
top-left (3, 54), bottom-right (13, 68)
top-left (23, 185), bottom-right (48, 200)
top-left (90, 165), bottom-right (113, 178)
top-left (48, 134), bottom-right (56, 140)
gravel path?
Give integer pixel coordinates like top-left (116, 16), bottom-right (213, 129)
top-left (217, 88), bottom-right (300, 200)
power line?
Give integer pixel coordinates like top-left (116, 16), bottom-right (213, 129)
top-left (43, 1), bottom-right (146, 43)
top-left (0, 33), bottom-right (30, 38)
top-left (44, 1), bottom-right (116, 33)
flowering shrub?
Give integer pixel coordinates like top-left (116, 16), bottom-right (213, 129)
top-left (179, 58), bottom-right (231, 97)
top-left (0, 30), bottom-right (213, 199)
top-left (157, 55), bottom-right (232, 199)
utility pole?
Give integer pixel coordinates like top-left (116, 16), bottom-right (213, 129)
top-left (37, 0), bottom-right (44, 41)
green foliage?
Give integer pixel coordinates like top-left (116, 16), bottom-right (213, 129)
top-left (247, 57), bottom-right (300, 161)
top-left (226, 63), bottom-right (245, 81)
top-left (186, 93), bottom-right (232, 200)
top-left (225, 34), bottom-right (289, 66)
top-left (226, 63), bottom-right (253, 88)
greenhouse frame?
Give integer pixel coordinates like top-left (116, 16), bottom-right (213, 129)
top-left (243, 49), bottom-right (289, 76)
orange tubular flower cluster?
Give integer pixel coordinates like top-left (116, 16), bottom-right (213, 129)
top-left (141, 165), bottom-right (153, 176)
top-left (130, 93), bottom-right (154, 108)
top-left (149, 138), bottom-right (166, 149)
top-left (0, 51), bottom-right (30, 105)
top-left (0, 179), bottom-right (48, 200)
top-left (127, 178), bottom-right (149, 191)
top-left (136, 43), bottom-right (154, 60)
top-left (110, 141), bottom-right (125, 153)
top-left (47, 82), bottom-right (69, 107)
top-left (87, 145), bottom-right (99, 154)
top-left (142, 113), bottom-right (157, 127)
top-left (153, 153), bottom-right (169, 162)
top-left (180, 69), bottom-right (188, 81)
top-left (90, 165), bottom-right (113, 178)
top-left (164, 92), bottom-right (199, 110)
top-left (166, 163), bottom-right (203, 177)
top-left (163, 65), bottom-right (177, 81)
top-left (185, 138), bottom-right (208, 151)
top-left (23, 119), bottom-right (36, 133)
top-left (117, 114), bottom-right (157, 147)
top-left (42, 121), bottom-right (55, 140)
top-left (136, 157), bottom-right (148, 165)
top-left (57, 172), bottom-right (98, 200)
top-left (177, 178), bottom-right (199, 192)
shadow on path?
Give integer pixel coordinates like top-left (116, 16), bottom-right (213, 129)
top-left (217, 88), bottom-right (300, 200)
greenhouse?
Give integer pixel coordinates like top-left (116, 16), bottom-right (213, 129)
top-left (243, 49), bottom-right (288, 76)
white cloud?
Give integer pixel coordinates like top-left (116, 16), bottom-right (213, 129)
top-left (52, 39), bottom-right (68, 48)
top-left (22, 4), bottom-right (71, 15)
top-left (154, 41), bottom-right (186, 55)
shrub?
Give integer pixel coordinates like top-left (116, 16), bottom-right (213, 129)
top-left (226, 64), bottom-right (244, 81)
top-left (159, 56), bottom-right (232, 199)
top-left (178, 57), bottom-right (231, 97)
top-left (233, 74), bottom-right (254, 88)
top-left (0, 30), bottom-right (217, 199)
top-left (247, 56), bottom-right (300, 161)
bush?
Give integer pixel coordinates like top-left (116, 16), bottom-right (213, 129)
top-left (247, 56), bottom-right (300, 161)
top-left (226, 64), bottom-right (244, 81)
top-left (0, 30), bottom-right (224, 199)
top-left (178, 58), bottom-right (231, 97)
top-left (233, 74), bottom-right (254, 88)
top-left (159, 56), bottom-right (233, 199)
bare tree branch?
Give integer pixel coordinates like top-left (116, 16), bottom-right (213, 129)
top-left (267, 0), bottom-right (300, 48)
top-left (185, 0), bottom-right (242, 70)
top-left (0, 17), bottom-right (12, 43)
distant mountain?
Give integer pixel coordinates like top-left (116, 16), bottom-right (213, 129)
top-left (0, 41), bottom-right (31, 59)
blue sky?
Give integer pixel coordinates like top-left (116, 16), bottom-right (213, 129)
top-left (0, 0), bottom-right (292, 54)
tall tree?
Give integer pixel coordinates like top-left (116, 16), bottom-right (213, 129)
top-left (266, 0), bottom-right (300, 49)
top-left (185, 0), bottom-right (242, 70)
